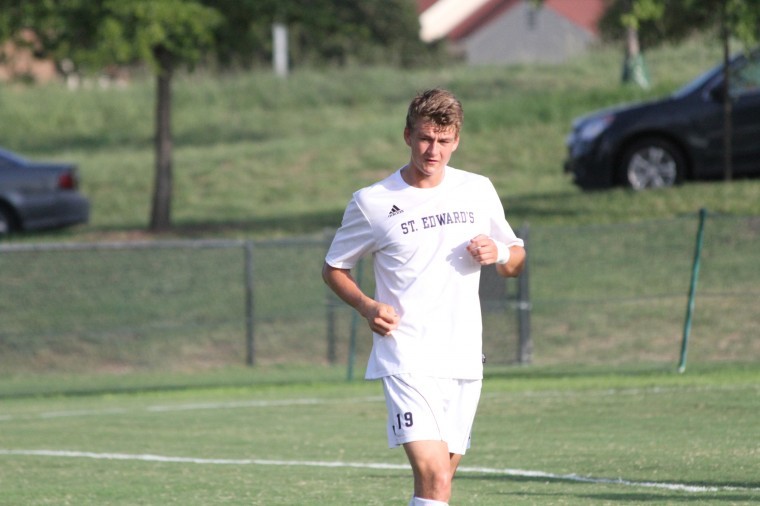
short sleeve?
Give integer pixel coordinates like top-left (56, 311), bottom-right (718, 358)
top-left (325, 196), bottom-right (376, 269)
top-left (484, 180), bottom-right (524, 248)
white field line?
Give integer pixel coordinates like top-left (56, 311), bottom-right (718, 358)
top-left (0, 448), bottom-right (756, 494)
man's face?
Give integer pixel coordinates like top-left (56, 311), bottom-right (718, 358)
top-left (404, 120), bottom-right (460, 183)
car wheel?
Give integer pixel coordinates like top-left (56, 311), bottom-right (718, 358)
top-left (620, 138), bottom-right (685, 190)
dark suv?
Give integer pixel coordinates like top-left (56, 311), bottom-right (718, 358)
top-left (564, 50), bottom-right (760, 190)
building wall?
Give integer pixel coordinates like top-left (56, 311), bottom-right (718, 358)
top-left (458, 2), bottom-right (597, 65)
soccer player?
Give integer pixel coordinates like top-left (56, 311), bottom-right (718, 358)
top-left (322, 88), bottom-right (525, 506)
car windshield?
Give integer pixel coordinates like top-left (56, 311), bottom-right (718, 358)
top-left (729, 53), bottom-right (760, 95)
top-left (671, 64), bottom-right (722, 99)
top-left (672, 50), bottom-right (760, 99)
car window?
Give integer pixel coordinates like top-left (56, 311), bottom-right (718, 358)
top-left (730, 55), bottom-right (760, 96)
top-left (0, 150), bottom-right (26, 168)
top-left (672, 65), bottom-right (721, 99)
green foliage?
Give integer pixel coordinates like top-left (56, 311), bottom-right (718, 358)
top-left (205, 0), bottom-right (440, 69)
top-left (0, 0), bottom-right (104, 63)
top-left (600, 0), bottom-right (760, 49)
top-left (288, 0), bottom-right (433, 67)
top-left (0, 0), bottom-right (439, 71)
top-left (97, 0), bottom-right (222, 71)
top-left (619, 0), bottom-right (664, 30)
top-left (0, 0), bottom-right (222, 73)
top-left (726, 0), bottom-right (760, 45)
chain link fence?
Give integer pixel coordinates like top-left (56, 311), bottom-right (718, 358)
top-left (0, 212), bottom-right (757, 376)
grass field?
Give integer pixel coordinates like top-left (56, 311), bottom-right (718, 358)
top-left (1, 363), bottom-right (758, 505)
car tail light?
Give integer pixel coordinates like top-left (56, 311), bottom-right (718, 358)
top-left (57, 171), bottom-right (78, 190)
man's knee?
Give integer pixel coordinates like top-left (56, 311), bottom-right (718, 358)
top-left (425, 467), bottom-right (452, 489)
top-left (405, 441), bottom-right (454, 499)
top-left (414, 465), bottom-right (452, 499)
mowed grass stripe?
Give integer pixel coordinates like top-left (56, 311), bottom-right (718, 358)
top-left (0, 396), bottom-right (384, 422)
top-left (1, 381), bottom-right (756, 422)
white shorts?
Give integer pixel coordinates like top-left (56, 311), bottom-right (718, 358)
top-left (381, 374), bottom-right (482, 455)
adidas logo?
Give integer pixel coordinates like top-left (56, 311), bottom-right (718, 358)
top-left (388, 204), bottom-right (404, 217)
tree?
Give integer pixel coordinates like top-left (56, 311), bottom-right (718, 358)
top-left (618, 0), bottom-right (662, 88)
top-left (0, 0), bottom-right (222, 231)
top-left (101, 1), bottom-right (222, 231)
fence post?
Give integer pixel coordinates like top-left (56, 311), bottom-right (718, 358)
top-left (326, 297), bottom-right (338, 365)
top-left (244, 241), bottom-right (255, 366)
top-left (678, 208), bottom-right (707, 373)
top-left (516, 225), bottom-right (532, 365)
top-left (324, 230), bottom-right (338, 364)
top-left (346, 258), bottom-right (364, 381)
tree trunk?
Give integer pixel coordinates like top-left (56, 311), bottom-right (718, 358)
top-left (625, 23), bottom-right (640, 60)
top-left (622, 25), bottom-right (650, 89)
top-left (150, 45), bottom-right (174, 231)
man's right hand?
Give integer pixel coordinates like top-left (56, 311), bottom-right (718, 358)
top-left (323, 263), bottom-right (400, 336)
top-left (361, 301), bottom-right (400, 336)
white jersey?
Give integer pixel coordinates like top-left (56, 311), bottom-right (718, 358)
top-left (325, 166), bottom-right (524, 380)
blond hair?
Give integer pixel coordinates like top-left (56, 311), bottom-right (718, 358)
top-left (405, 88), bottom-right (463, 135)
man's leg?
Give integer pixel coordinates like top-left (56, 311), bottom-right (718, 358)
top-left (404, 440), bottom-right (462, 503)
top-left (448, 452), bottom-right (462, 479)
top-left (383, 375), bottom-right (480, 503)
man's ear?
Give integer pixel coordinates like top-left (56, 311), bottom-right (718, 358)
top-left (403, 127), bottom-right (411, 147)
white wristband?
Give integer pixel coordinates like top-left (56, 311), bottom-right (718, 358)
top-left (495, 241), bottom-right (511, 265)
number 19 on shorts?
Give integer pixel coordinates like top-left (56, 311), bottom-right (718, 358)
top-left (393, 411), bottom-right (414, 434)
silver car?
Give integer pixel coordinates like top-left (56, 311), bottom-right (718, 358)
top-left (0, 147), bottom-right (89, 235)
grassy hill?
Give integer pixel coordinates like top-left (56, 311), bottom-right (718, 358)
top-left (1, 38), bottom-right (758, 239)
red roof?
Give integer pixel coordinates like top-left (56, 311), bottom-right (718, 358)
top-left (546, 0), bottom-right (606, 35)
top-left (416, 0), bottom-right (438, 13)
top-left (420, 0), bottom-right (606, 41)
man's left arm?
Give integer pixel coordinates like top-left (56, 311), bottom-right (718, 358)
top-left (495, 244), bottom-right (525, 277)
top-left (466, 234), bottom-right (526, 278)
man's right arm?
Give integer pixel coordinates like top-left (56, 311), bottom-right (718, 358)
top-left (322, 263), bottom-right (400, 336)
